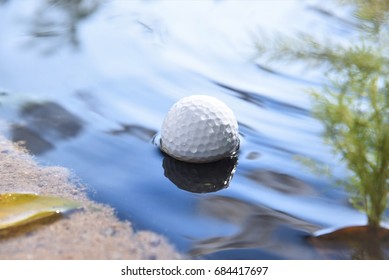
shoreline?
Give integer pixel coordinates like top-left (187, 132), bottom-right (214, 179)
top-left (0, 136), bottom-right (182, 259)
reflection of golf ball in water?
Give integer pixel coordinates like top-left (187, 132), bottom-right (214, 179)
top-left (161, 95), bottom-right (239, 163)
top-left (163, 156), bottom-right (238, 193)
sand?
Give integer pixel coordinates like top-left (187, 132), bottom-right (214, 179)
top-left (0, 136), bottom-right (182, 259)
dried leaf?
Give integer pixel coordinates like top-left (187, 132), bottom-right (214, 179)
top-left (0, 193), bottom-right (81, 230)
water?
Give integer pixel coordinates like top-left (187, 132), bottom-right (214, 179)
top-left (0, 0), bottom-right (374, 259)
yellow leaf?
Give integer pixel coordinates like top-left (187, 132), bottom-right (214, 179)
top-left (0, 193), bottom-right (81, 230)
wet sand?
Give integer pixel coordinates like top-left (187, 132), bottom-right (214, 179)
top-left (0, 136), bottom-right (182, 259)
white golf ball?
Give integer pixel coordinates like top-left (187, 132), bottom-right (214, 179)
top-left (160, 95), bottom-right (239, 163)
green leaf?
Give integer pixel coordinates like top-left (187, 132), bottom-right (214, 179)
top-left (0, 193), bottom-right (81, 230)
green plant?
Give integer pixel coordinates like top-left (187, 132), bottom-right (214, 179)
top-left (254, 0), bottom-right (389, 229)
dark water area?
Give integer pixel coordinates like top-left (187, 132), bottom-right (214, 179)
top-left (0, 0), bottom-right (383, 259)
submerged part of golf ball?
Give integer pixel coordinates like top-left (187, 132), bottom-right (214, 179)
top-left (161, 95), bottom-right (239, 163)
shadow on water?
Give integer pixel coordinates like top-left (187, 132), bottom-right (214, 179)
top-left (107, 124), bottom-right (157, 143)
top-left (11, 101), bottom-right (83, 155)
top-left (305, 4), bottom-right (359, 30)
top-left (214, 81), bottom-right (310, 117)
top-left (190, 196), bottom-right (321, 259)
top-left (255, 64), bottom-right (323, 87)
top-left (245, 170), bottom-right (316, 195)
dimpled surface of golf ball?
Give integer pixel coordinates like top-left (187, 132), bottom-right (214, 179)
top-left (161, 95), bottom-right (239, 163)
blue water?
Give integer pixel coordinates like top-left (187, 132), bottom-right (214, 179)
top-left (0, 0), bottom-right (374, 259)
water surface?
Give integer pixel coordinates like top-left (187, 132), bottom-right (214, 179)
top-left (0, 0), bottom-right (374, 259)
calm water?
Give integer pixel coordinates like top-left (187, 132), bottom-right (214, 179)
top-left (0, 0), bottom-right (380, 259)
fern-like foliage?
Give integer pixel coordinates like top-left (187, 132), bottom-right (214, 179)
top-left (254, 0), bottom-right (389, 228)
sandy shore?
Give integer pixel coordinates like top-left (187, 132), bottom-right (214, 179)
top-left (0, 136), bottom-right (182, 259)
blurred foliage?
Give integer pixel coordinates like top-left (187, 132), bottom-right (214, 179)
top-left (28, 0), bottom-right (101, 53)
top-left (338, 0), bottom-right (389, 32)
top-left (254, 0), bottom-right (389, 229)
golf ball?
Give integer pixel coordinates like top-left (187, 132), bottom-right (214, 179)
top-left (160, 95), bottom-right (239, 163)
